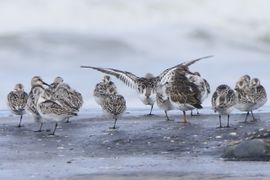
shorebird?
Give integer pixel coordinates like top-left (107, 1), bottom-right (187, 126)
top-left (81, 55), bottom-right (212, 116)
top-left (165, 66), bottom-right (203, 123)
top-left (36, 87), bottom-right (77, 135)
top-left (154, 56), bottom-right (213, 121)
top-left (188, 72), bottom-right (210, 116)
top-left (26, 76), bottom-right (50, 132)
top-left (93, 75), bottom-right (118, 106)
top-left (101, 93), bottom-right (126, 129)
top-left (7, 83), bottom-right (28, 127)
top-left (234, 75), bottom-right (255, 122)
top-left (82, 66), bottom-right (157, 115)
top-left (249, 78), bottom-right (267, 120)
top-left (49, 76), bottom-right (64, 90)
top-left (49, 77), bottom-right (83, 123)
top-left (156, 82), bottom-right (174, 121)
top-left (212, 84), bottom-right (236, 128)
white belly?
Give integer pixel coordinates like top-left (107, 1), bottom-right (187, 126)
top-left (138, 93), bottom-right (156, 105)
top-left (234, 102), bottom-right (253, 112)
top-left (171, 102), bottom-right (195, 111)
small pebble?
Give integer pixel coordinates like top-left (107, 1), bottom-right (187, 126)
top-left (229, 132), bottom-right (237, 136)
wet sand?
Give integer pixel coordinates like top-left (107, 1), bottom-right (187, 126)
top-left (0, 109), bottom-right (270, 179)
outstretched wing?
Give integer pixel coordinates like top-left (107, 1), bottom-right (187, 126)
top-left (158, 55), bottom-right (213, 85)
top-left (81, 66), bottom-right (139, 89)
top-left (182, 55), bottom-right (213, 66)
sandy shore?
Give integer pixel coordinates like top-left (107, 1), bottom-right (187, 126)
top-left (0, 109), bottom-right (270, 179)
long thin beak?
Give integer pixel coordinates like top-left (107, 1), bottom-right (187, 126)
top-left (42, 82), bottom-right (51, 87)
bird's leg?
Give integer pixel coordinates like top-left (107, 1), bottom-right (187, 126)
top-left (226, 114), bottom-right (230, 128)
top-left (17, 115), bottom-right (23, 128)
top-left (250, 111), bottom-right (257, 122)
top-left (65, 117), bottom-right (70, 123)
top-left (34, 122), bottom-right (44, 132)
top-left (244, 111), bottom-right (250, 122)
top-left (196, 109), bottom-right (200, 115)
top-left (49, 123), bottom-right (58, 135)
top-left (182, 111), bottom-right (188, 123)
top-left (110, 118), bottom-right (118, 129)
top-left (218, 114), bottom-right (222, 128)
top-left (148, 104), bottom-right (154, 116)
top-left (190, 110), bottom-right (194, 116)
top-left (113, 118), bottom-right (117, 129)
top-left (165, 110), bottom-right (172, 121)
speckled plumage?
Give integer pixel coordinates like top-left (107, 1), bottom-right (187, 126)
top-left (101, 93), bottom-right (126, 129)
top-left (235, 75), bottom-right (267, 122)
top-left (48, 77), bottom-right (83, 113)
top-left (93, 76), bottom-right (126, 129)
top-left (26, 76), bottom-right (49, 129)
top-left (53, 83), bottom-right (83, 111)
top-left (188, 72), bottom-right (210, 103)
top-left (82, 56), bottom-right (212, 116)
top-left (93, 76), bottom-right (118, 106)
top-left (36, 88), bottom-right (77, 135)
top-left (7, 83), bottom-right (28, 127)
top-left (249, 78), bottom-right (267, 112)
top-left (87, 66), bottom-right (156, 115)
top-left (212, 84), bottom-right (236, 128)
top-left (156, 83), bottom-right (174, 121)
top-left (234, 75), bottom-right (254, 113)
top-left (188, 72), bottom-right (210, 115)
top-left (166, 67), bottom-right (202, 123)
top-left (48, 77), bottom-right (83, 124)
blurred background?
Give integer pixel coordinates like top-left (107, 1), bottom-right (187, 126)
top-left (0, 0), bottom-right (269, 110)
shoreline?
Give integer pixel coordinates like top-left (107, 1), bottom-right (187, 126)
top-left (1, 111), bottom-right (270, 179)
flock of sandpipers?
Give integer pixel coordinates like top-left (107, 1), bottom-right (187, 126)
top-left (7, 56), bottom-right (267, 135)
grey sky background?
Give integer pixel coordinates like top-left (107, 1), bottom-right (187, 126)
top-left (0, 0), bottom-right (269, 110)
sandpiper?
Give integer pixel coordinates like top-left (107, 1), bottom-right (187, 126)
top-left (93, 75), bottom-right (118, 106)
top-left (81, 55), bottom-right (212, 116)
top-left (36, 87), bottom-right (77, 135)
top-left (50, 77), bottom-right (83, 123)
top-left (156, 83), bottom-right (174, 121)
top-left (248, 78), bottom-right (267, 120)
top-left (188, 72), bottom-right (210, 116)
top-left (7, 83), bottom-right (28, 127)
top-left (165, 66), bottom-right (202, 123)
top-left (212, 84), bottom-right (236, 128)
top-left (234, 75), bottom-right (255, 122)
top-left (101, 93), bottom-right (126, 129)
top-left (26, 76), bottom-right (50, 132)
top-left (155, 56), bottom-right (212, 121)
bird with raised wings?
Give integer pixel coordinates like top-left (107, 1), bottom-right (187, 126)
top-left (165, 66), bottom-right (203, 123)
top-left (81, 55), bottom-right (212, 117)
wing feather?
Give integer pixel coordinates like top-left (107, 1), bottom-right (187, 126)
top-left (158, 55), bottom-right (213, 85)
top-left (81, 66), bottom-right (139, 89)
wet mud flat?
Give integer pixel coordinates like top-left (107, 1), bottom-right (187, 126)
top-left (0, 110), bottom-right (270, 179)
